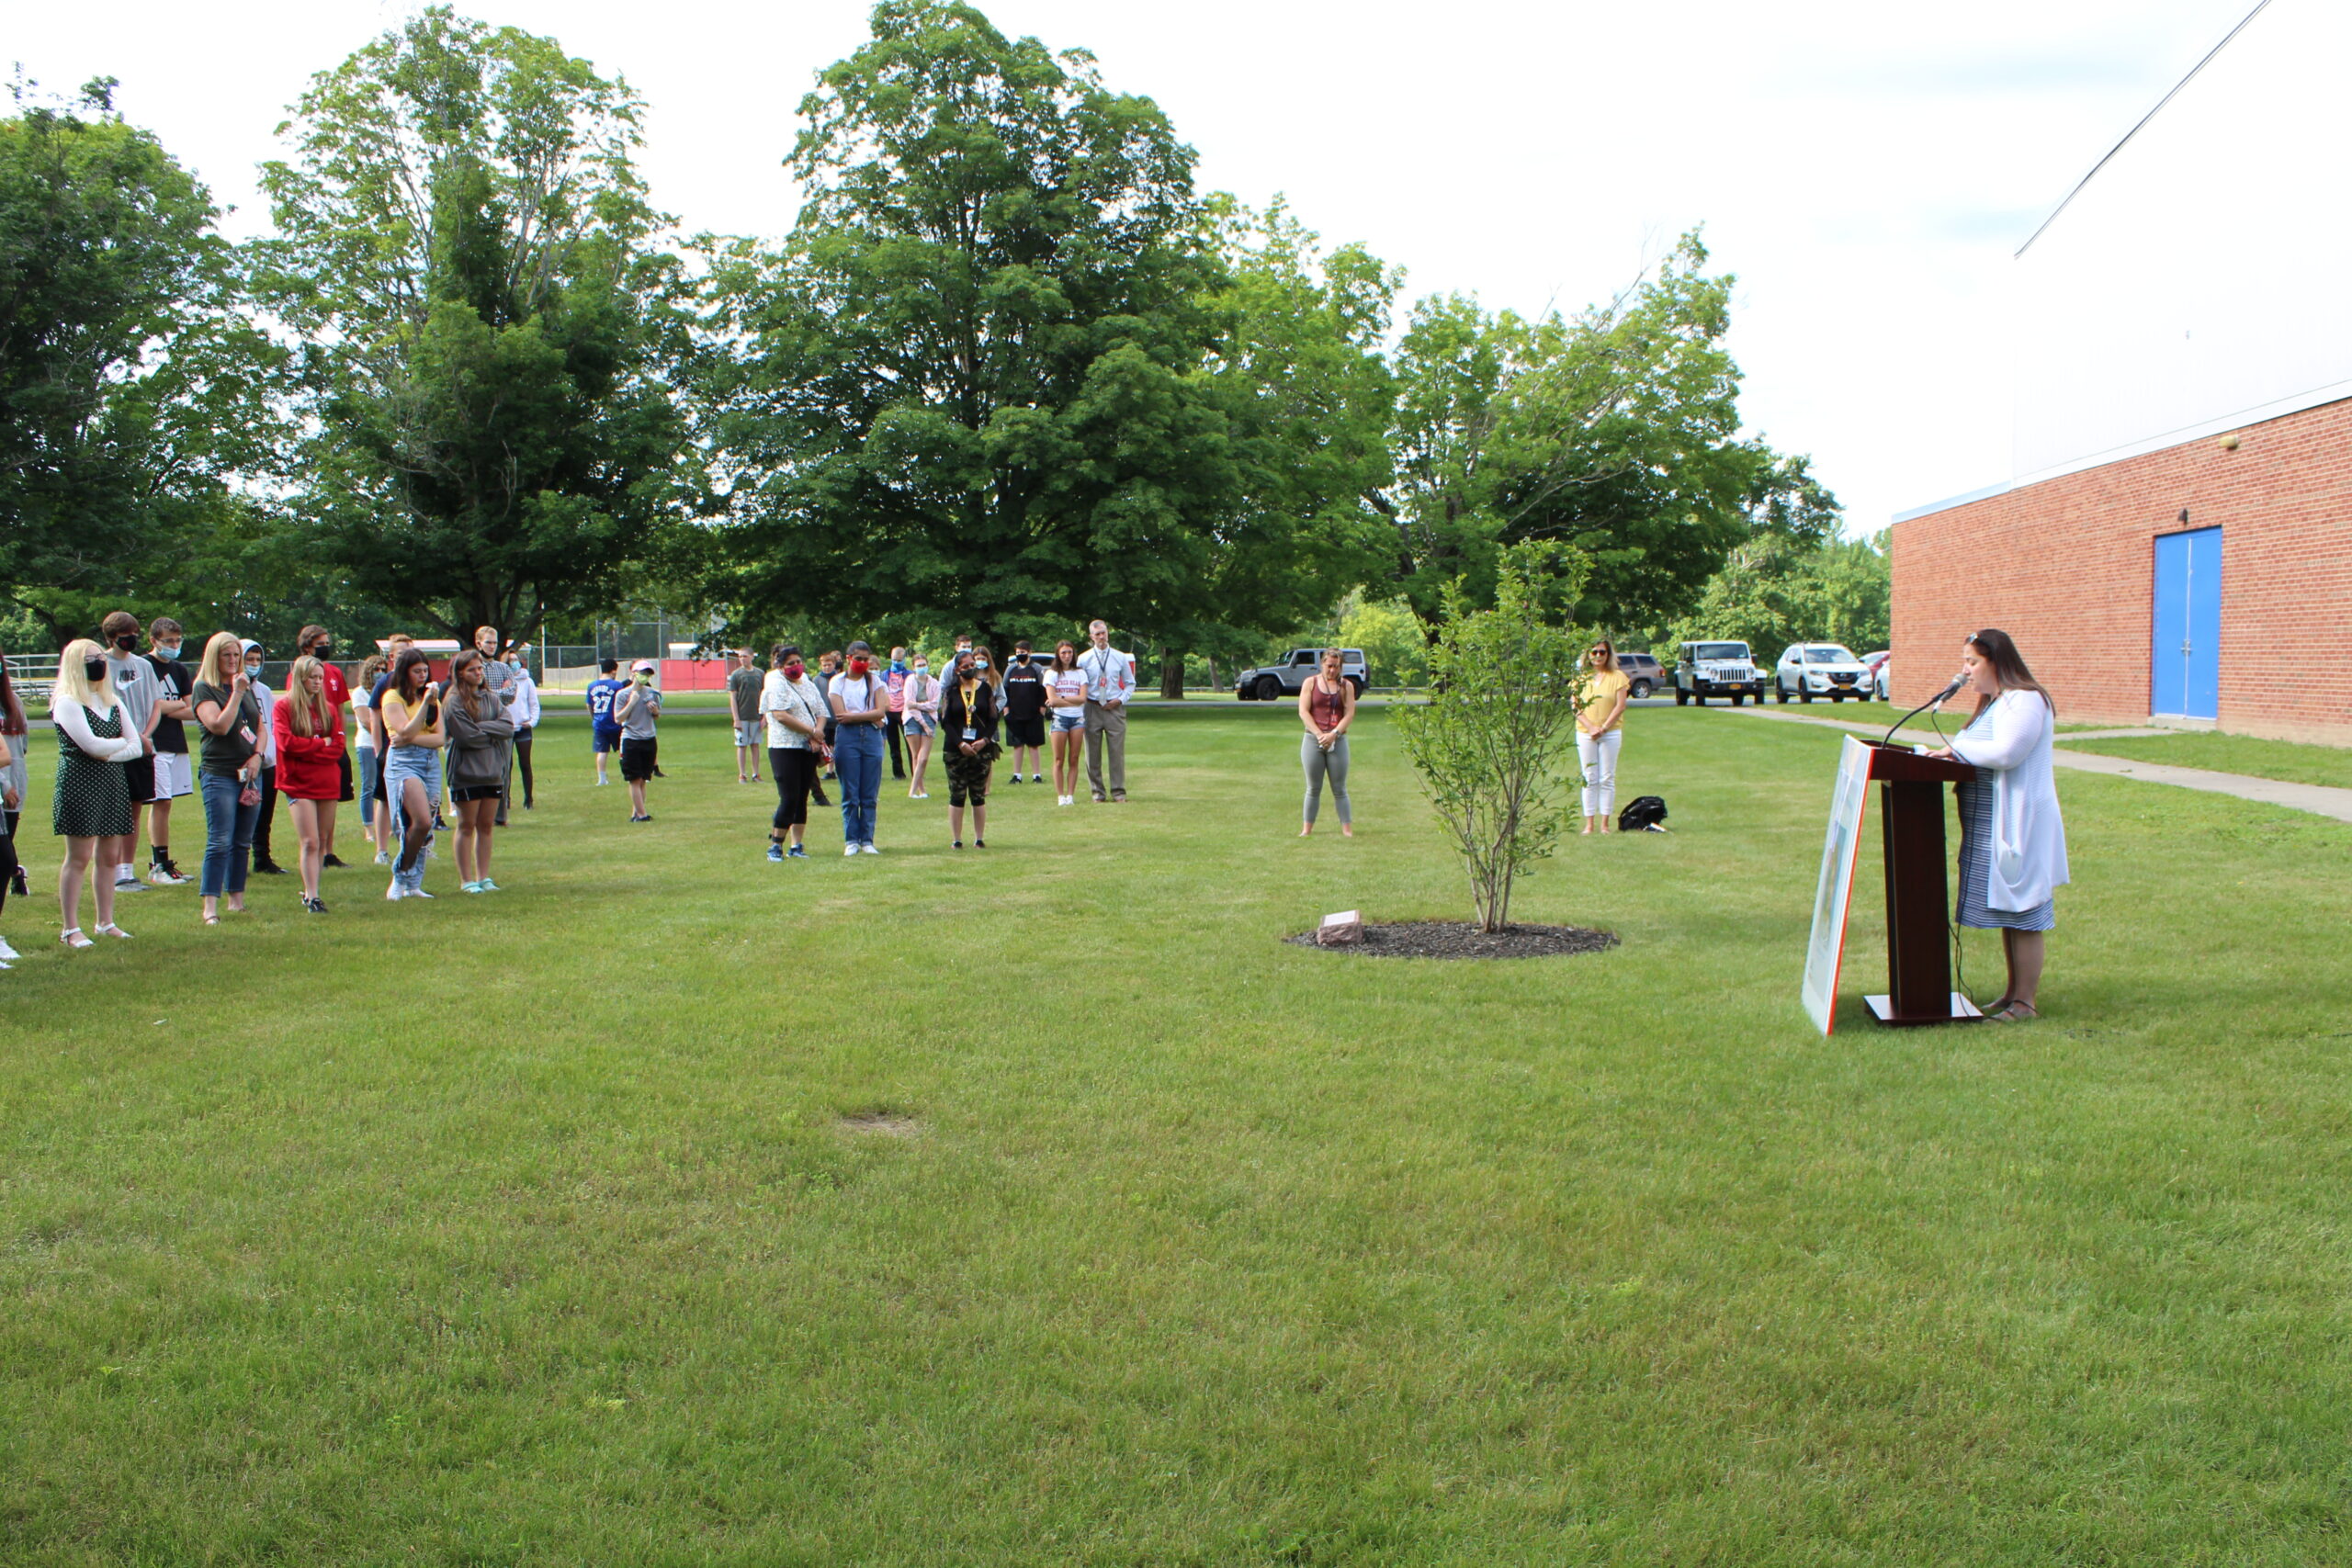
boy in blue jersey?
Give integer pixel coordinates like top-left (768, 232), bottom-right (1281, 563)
top-left (586, 659), bottom-right (625, 784)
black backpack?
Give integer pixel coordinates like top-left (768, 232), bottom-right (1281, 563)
top-left (1618, 795), bottom-right (1668, 832)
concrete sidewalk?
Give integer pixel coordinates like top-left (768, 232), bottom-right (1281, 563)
top-left (1722, 705), bottom-right (2352, 826)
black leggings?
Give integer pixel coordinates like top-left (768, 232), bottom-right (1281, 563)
top-left (886, 711), bottom-right (905, 777)
top-left (0, 810), bottom-right (18, 915)
top-left (514, 728), bottom-right (535, 807)
top-left (769, 747), bottom-right (815, 833)
top-left (253, 765), bottom-right (278, 862)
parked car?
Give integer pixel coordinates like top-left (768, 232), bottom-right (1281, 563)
top-left (1773, 642), bottom-right (1877, 703)
top-left (1615, 650), bottom-right (1667, 699)
top-left (1234, 647), bottom-right (1368, 700)
top-left (1860, 650), bottom-right (1891, 701)
top-left (1673, 640), bottom-right (1768, 705)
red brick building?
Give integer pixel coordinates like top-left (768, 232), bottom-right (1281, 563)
top-left (1894, 399), bottom-right (2352, 745)
top-left (1891, 1), bottom-right (2352, 747)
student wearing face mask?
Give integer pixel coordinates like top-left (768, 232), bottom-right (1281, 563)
top-left (999, 640), bottom-right (1049, 786)
top-left (97, 611), bottom-right (159, 897)
top-left (49, 639), bottom-right (145, 947)
top-left (141, 617), bottom-right (197, 886)
top-left (941, 644), bottom-right (1001, 849)
top-left (759, 643), bottom-right (830, 860)
top-left (241, 641), bottom-right (287, 876)
top-left (295, 626), bottom-right (356, 867)
top-left (828, 640), bottom-right (888, 854)
top-left (613, 660), bottom-right (662, 822)
top-left (901, 653), bottom-right (940, 799)
top-left (884, 647), bottom-right (910, 781)
top-left (503, 642), bottom-right (539, 811)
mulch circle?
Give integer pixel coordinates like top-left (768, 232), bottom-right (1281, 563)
top-left (1283, 921), bottom-right (1619, 960)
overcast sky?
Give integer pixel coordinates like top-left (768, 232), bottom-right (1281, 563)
top-left (12, 0), bottom-right (2263, 533)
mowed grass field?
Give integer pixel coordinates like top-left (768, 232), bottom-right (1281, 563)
top-left (4, 703), bottom-right (2350, 1565)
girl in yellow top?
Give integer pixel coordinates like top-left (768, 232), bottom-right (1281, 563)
top-left (378, 649), bottom-right (447, 899)
top-left (1577, 638), bottom-right (1632, 834)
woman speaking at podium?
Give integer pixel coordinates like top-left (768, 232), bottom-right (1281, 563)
top-left (1928, 629), bottom-right (2067, 1022)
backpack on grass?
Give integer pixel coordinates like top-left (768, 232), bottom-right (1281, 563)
top-left (1618, 795), bottom-right (1668, 832)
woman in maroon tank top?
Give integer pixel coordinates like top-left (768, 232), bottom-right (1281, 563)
top-left (1296, 649), bottom-right (1357, 837)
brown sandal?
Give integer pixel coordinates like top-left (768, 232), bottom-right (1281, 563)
top-left (1987, 999), bottom-right (2040, 1023)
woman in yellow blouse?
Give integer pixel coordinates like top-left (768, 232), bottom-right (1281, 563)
top-left (1577, 638), bottom-right (1632, 834)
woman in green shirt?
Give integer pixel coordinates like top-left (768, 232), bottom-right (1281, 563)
top-left (188, 630), bottom-right (266, 922)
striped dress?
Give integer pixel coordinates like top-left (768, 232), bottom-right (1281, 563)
top-left (1954, 768), bottom-right (2055, 931)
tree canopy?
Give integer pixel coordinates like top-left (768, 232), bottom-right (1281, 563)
top-left (254, 6), bottom-right (692, 641)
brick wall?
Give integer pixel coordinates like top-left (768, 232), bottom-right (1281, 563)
top-left (1892, 397), bottom-right (2352, 746)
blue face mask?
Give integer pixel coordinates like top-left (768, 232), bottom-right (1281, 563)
top-left (890, 660), bottom-right (906, 673)
top-left (156, 643), bottom-right (182, 660)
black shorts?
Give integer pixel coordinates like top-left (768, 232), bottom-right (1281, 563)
top-left (1004, 716), bottom-right (1046, 748)
top-left (451, 784), bottom-right (503, 804)
top-left (336, 746), bottom-right (355, 802)
top-left (619, 738), bottom-right (658, 782)
top-left (124, 755), bottom-right (157, 806)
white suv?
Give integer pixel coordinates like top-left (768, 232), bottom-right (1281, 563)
top-left (1773, 643), bottom-right (1875, 703)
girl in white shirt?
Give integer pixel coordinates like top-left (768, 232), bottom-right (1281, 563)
top-left (48, 639), bottom-right (146, 947)
top-left (1046, 640), bottom-right (1088, 805)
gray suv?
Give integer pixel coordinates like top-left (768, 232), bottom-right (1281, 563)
top-left (1235, 647), bottom-right (1368, 701)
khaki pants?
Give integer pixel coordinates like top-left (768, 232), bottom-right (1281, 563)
top-left (1083, 700), bottom-right (1126, 799)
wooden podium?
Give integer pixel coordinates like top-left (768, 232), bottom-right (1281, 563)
top-left (1860, 744), bottom-right (1984, 1026)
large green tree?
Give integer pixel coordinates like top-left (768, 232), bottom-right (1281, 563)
top-left (1375, 233), bottom-right (1836, 636)
top-left (254, 7), bottom-right (692, 641)
top-left (702, 1), bottom-right (1387, 669)
top-left (0, 79), bottom-right (282, 647)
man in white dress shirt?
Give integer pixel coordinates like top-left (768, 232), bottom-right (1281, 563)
top-left (1078, 619), bottom-right (1136, 803)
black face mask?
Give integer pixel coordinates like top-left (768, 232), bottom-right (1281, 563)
top-left (111, 634), bottom-right (137, 652)
top-left (85, 657), bottom-right (108, 682)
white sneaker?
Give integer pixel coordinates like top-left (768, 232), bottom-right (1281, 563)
top-left (844, 843), bottom-right (860, 857)
top-left (387, 884), bottom-right (404, 900)
top-left (147, 864), bottom-right (190, 886)
top-left (860, 842), bottom-right (880, 854)
top-left (0, 936), bottom-right (17, 960)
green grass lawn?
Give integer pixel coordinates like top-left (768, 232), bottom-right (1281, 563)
top-left (2056, 729), bottom-right (2352, 791)
top-left (4, 705), bottom-right (2349, 1564)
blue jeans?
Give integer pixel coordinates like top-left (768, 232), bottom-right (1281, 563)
top-left (836, 724), bottom-right (884, 846)
top-left (383, 746), bottom-right (442, 893)
top-left (198, 771), bottom-right (260, 897)
top-left (356, 745), bottom-right (379, 826)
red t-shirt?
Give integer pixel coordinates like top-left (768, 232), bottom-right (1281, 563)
top-left (321, 661), bottom-right (351, 711)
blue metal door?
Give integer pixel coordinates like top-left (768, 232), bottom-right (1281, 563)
top-left (2152, 526), bottom-right (2221, 718)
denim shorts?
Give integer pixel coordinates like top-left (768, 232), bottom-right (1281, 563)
top-left (1051, 710), bottom-right (1086, 733)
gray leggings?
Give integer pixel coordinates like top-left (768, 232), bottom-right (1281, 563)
top-left (1302, 733), bottom-right (1351, 825)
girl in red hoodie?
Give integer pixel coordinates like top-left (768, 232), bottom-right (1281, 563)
top-left (273, 655), bottom-right (346, 913)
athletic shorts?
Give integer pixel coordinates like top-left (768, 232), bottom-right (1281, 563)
top-left (1050, 710), bottom-right (1086, 733)
top-left (124, 755), bottom-right (158, 805)
top-left (593, 725), bottom-right (622, 754)
top-left (732, 720), bottom-right (760, 747)
top-left (151, 751), bottom-right (194, 799)
top-left (1005, 716), bottom-right (1046, 748)
top-left (451, 784), bottom-right (502, 804)
top-left (619, 737), bottom-right (657, 782)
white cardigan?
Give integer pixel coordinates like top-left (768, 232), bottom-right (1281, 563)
top-left (1950, 689), bottom-right (2069, 912)
top-left (55, 699), bottom-right (147, 764)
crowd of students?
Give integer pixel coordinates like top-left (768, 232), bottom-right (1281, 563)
top-left (0, 615), bottom-right (1153, 957)
top-left (0, 617), bottom-right (547, 956)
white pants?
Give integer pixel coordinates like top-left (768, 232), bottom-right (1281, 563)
top-left (1577, 728), bottom-right (1623, 819)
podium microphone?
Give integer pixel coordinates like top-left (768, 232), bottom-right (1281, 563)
top-left (1880, 672), bottom-right (1968, 749)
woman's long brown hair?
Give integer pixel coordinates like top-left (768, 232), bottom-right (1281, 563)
top-left (0, 646), bottom-right (26, 735)
top-left (1966, 628), bottom-right (2055, 719)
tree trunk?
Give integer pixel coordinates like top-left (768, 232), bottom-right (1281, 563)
top-left (1159, 648), bottom-right (1184, 700)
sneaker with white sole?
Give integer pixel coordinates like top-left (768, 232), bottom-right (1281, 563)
top-left (844, 843), bottom-right (860, 857)
top-left (767, 843), bottom-right (785, 863)
top-left (114, 868), bottom-right (148, 891)
top-left (387, 884), bottom-right (404, 900)
top-left (0, 936), bottom-right (18, 960)
top-left (860, 842), bottom-right (880, 854)
top-left (148, 860), bottom-right (190, 886)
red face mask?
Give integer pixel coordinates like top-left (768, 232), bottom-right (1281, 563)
top-left (783, 660), bottom-right (805, 679)
top-left (849, 658), bottom-right (870, 676)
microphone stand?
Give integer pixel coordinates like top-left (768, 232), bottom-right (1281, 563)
top-left (1880, 685), bottom-right (1962, 750)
